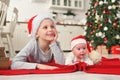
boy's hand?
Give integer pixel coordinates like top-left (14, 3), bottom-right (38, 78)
top-left (50, 30), bottom-right (58, 43)
top-left (36, 64), bottom-right (59, 70)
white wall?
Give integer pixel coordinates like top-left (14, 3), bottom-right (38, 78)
top-left (8, 0), bottom-right (90, 22)
top-left (8, 0), bottom-right (49, 21)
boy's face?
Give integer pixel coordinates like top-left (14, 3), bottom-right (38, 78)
top-left (72, 43), bottom-right (88, 59)
top-left (36, 18), bottom-right (57, 41)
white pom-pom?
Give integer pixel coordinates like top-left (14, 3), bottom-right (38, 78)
top-left (28, 34), bottom-right (31, 37)
top-left (89, 50), bottom-right (101, 64)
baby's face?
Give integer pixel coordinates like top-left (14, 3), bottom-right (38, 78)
top-left (72, 43), bottom-right (88, 59)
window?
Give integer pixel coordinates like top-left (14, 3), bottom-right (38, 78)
top-left (57, 0), bottom-right (60, 5)
top-left (68, 0), bottom-right (71, 6)
top-left (64, 0), bottom-right (67, 6)
top-left (52, 0), bottom-right (56, 5)
top-left (75, 0), bottom-right (78, 7)
top-left (50, 0), bottom-right (84, 10)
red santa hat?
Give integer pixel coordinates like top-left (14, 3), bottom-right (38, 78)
top-left (71, 35), bottom-right (91, 52)
top-left (27, 12), bottom-right (56, 38)
top-left (28, 15), bottom-right (36, 36)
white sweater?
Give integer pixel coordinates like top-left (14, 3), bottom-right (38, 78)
top-left (65, 52), bottom-right (93, 65)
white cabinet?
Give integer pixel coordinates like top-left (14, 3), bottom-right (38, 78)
top-left (49, 0), bottom-right (84, 10)
top-left (56, 25), bottom-right (85, 50)
top-left (49, 0), bottom-right (85, 27)
top-left (13, 23), bottom-right (31, 51)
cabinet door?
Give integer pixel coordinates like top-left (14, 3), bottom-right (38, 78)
top-left (57, 26), bottom-right (71, 50)
top-left (13, 23), bottom-right (30, 51)
top-left (52, 0), bottom-right (61, 6)
top-left (73, 0), bottom-right (84, 9)
top-left (50, 0), bottom-right (84, 10)
top-left (56, 25), bottom-right (84, 50)
top-left (63, 0), bottom-right (70, 6)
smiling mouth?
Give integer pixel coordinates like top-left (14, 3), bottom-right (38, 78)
top-left (79, 54), bottom-right (85, 57)
top-left (47, 34), bottom-right (55, 36)
top-left (80, 52), bottom-right (85, 55)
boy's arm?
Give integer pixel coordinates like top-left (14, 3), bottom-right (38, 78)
top-left (11, 39), bottom-right (37, 69)
top-left (50, 41), bottom-right (65, 64)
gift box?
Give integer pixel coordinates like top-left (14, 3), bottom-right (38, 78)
top-left (0, 57), bottom-right (10, 69)
top-left (111, 46), bottom-right (120, 54)
top-left (0, 47), bottom-right (10, 69)
top-left (96, 45), bottom-right (109, 55)
top-left (0, 47), bottom-right (6, 57)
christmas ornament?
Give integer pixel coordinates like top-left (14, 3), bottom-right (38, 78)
top-left (111, 0), bottom-right (116, 3)
top-left (112, 5), bottom-right (116, 9)
top-left (113, 22), bottom-right (117, 27)
top-left (104, 27), bottom-right (108, 31)
top-left (94, 1), bottom-right (99, 7)
top-left (99, 1), bottom-right (103, 5)
top-left (115, 35), bottom-right (120, 39)
top-left (104, 38), bottom-right (108, 43)
top-left (108, 6), bottom-right (112, 9)
top-left (98, 32), bottom-right (102, 37)
top-left (96, 33), bottom-right (99, 37)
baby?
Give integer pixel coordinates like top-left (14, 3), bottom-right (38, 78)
top-left (65, 35), bottom-right (93, 65)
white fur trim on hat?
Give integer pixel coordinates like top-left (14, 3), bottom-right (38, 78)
top-left (71, 39), bottom-right (87, 49)
top-left (31, 12), bottom-right (56, 38)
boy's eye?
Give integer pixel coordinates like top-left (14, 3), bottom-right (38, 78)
top-left (43, 26), bottom-right (47, 29)
top-left (51, 25), bottom-right (55, 28)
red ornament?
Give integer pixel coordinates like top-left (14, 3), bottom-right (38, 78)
top-left (93, 10), bottom-right (96, 14)
top-left (98, 24), bottom-right (102, 28)
top-left (86, 22), bottom-right (90, 27)
top-left (113, 22), bottom-right (117, 27)
top-left (106, 11), bottom-right (112, 14)
top-left (103, 11), bottom-right (106, 14)
top-left (104, 38), bottom-right (108, 43)
top-left (94, 2), bottom-right (99, 7)
top-left (105, 18), bottom-right (108, 22)
top-left (90, 31), bottom-right (93, 34)
top-left (88, 36), bottom-right (90, 39)
top-left (104, 6), bottom-right (108, 11)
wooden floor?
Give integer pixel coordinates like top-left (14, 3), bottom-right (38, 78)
top-left (1, 71), bottom-right (120, 80)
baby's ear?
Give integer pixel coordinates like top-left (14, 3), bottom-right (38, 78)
top-left (89, 50), bottom-right (101, 64)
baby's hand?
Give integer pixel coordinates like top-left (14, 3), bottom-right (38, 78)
top-left (36, 64), bottom-right (59, 70)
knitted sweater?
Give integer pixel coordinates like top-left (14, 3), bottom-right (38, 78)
top-left (11, 38), bottom-right (65, 69)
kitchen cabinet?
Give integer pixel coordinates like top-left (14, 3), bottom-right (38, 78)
top-left (49, 0), bottom-right (84, 10)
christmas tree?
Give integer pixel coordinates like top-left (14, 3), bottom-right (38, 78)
top-left (84, 0), bottom-right (120, 50)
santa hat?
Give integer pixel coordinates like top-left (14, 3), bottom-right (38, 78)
top-left (71, 35), bottom-right (91, 52)
top-left (27, 12), bottom-right (56, 38)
